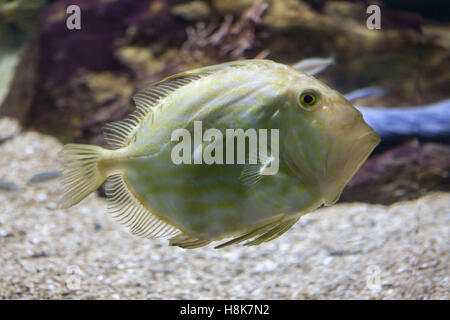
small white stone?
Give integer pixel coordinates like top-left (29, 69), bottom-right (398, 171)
top-left (36, 193), bottom-right (47, 202)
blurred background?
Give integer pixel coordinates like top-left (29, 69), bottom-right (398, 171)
top-left (0, 0), bottom-right (448, 204)
top-left (0, 0), bottom-right (448, 300)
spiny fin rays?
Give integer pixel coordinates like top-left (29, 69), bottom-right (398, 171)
top-left (169, 217), bottom-right (300, 249)
top-left (243, 217), bottom-right (299, 246)
top-left (169, 234), bottom-right (211, 249)
top-left (239, 148), bottom-right (275, 188)
top-left (103, 73), bottom-right (206, 149)
top-left (215, 217), bottom-right (299, 249)
top-left (214, 221), bottom-right (277, 249)
top-left (105, 174), bottom-right (181, 239)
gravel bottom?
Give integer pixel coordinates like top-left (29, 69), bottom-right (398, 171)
top-left (0, 118), bottom-right (448, 299)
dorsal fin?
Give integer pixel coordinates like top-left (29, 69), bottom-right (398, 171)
top-left (105, 173), bottom-right (181, 238)
top-left (102, 60), bottom-right (263, 149)
top-left (103, 73), bottom-right (206, 149)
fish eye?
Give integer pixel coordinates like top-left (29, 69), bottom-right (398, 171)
top-left (298, 89), bottom-right (320, 110)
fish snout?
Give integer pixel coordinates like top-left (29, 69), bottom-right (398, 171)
top-left (322, 125), bottom-right (380, 206)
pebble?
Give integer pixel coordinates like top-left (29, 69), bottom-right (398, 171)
top-left (0, 180), bottom-right (20, 192)
top-left (28, 171), bottom-right (62, 185)
top-left (36, 193), bottom-right (47, 202)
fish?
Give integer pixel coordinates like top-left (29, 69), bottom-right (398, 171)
top-left (60, 59), bottom-right (380, 249)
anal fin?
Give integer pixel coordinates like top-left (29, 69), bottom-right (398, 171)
top-left (244, 217), bottom-right (299, 246)
top-left (215, 215), bottom-right (298, 249)
top-left (169, 233), bottom-right (211, 249)
top-left (105, 174), bottom-right (181, 239)
top-left (214, 221), bottom-right (277, 249)
top-left (215, 217), bottom-right (299, 249)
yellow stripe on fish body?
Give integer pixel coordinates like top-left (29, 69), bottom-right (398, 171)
top-left (60, 59), bottom-right (380, 248)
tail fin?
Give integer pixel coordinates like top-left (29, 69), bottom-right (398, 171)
top-left (59, 144), bottom-right (107, 208)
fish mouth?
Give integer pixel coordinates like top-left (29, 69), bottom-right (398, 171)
top-left (322, 129), bottom-right (380, 206)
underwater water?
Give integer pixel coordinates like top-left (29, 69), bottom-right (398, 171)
top-left (0, 0), bottom-right (448, 300)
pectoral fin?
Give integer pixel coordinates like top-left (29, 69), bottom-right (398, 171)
top-left (239, 148), bottom-right (276, 187)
